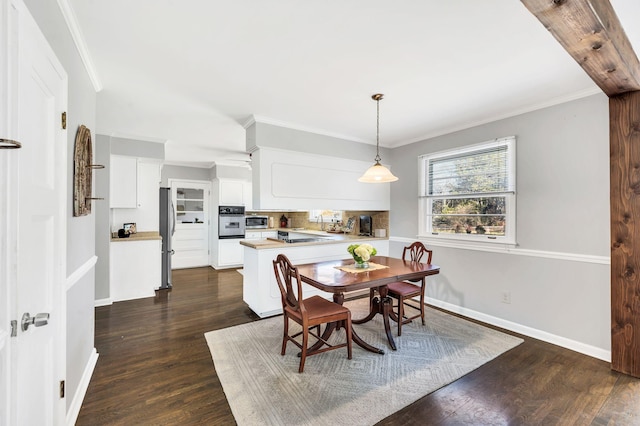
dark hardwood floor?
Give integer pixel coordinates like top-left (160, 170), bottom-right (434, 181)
top-left (77, 267), bottom-right (640, 425)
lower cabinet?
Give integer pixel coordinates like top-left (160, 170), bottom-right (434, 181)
top-left (262, 230), bottom-right (277, 239)
top-left (110, 238), bottom-right (161, 302)
top-left (213, 230), bottom-right (278, 269)
top-left (245, 230), bottom-right (277, 240)
top-left (217, 239), bottom-right (244, 268)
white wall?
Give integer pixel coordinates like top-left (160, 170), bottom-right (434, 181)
top-left (388, 93), bottom-right (611, 360)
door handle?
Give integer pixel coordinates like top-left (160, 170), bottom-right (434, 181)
top-left (21, 312), bottom-right (49, 331)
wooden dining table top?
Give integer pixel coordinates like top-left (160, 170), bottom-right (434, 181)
top-left (296, 255), bottom-right (440, 293)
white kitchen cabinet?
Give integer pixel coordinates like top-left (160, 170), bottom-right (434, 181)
top-left (214, 178), bottom-right (252, 207)
top-left (262, 230), bottom-right (277, 239)
top-left (110, 238), bottom-right (161, 301)
top-left (245, 231), bottom-right (263, 240)
top-left (251, 147), bottom-right (390, 211)
top-left (219, 179), bottom-right (246, 205)
top-left (218, 239), bottom-right (244, 267)
top-left (110, 155), bottom-right (137, 208)
top-left (111, 161), bottom-right (161, 232)
top-left (246, 230), bottom-right (277, 240)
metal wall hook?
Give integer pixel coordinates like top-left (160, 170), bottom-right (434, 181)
top-left (0, 138), bottom-right (22, 149)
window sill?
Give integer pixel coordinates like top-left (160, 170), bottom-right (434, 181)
top-left (416, 234), bottom-right (517, 252)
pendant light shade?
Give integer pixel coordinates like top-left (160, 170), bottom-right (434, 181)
top-left (358, 93), bottom-right (398, 183)
top-left (358, 161), bottom-right (399, 183)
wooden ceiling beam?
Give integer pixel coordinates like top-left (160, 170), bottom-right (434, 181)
top-left (521, 0), bottom-right (640, 96)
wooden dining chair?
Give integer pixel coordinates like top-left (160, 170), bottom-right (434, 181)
top-left (388, 241), bottom-right (433, 336)
top-left (272, 254), bottom-right (353, 373)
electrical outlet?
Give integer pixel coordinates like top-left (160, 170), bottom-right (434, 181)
top-left (501, 291), bottom-right (511, 304)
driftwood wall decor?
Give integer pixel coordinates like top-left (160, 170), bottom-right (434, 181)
top-left (73, 125), bottom-right (103, 216)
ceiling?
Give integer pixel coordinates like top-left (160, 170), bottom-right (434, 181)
top-left (66, 0), bottom-right (640, 167)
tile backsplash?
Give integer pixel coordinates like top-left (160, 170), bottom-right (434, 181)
top-left (246, 210), bottom-right (389, 237)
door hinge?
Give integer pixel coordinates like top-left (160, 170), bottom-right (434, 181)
top-left (59, 380), bottom-right (65, 398)
top-left (61, 112), bottom-right (67, 129)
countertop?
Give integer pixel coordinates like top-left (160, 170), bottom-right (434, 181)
top-left (111, 231), bottom-right (162, 242)
top-left (239, 229), bottom-right (385, 249)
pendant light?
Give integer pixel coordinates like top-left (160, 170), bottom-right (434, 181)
top-left (358, 93), bottom-right (398, 183)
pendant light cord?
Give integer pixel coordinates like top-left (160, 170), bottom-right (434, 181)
top-left (373, 93), bottom-right (383, 163)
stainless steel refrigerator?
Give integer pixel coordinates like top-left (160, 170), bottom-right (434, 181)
top-left (159, 187), bottom-right (175, 289)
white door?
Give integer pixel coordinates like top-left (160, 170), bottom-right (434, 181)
top-left (0, 0), bottom-right (68, 424)
top-left (169, 179), bottom-right (211, 269)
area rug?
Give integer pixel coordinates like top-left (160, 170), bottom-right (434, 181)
top-left (205, 298), bottom-right (523, 426)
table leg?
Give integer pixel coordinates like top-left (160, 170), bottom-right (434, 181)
top-left (348, 287), bottom-right (397, 351)
top-left (337, 292), bottom-right (385, 354)
top-left (352, 328), bottom-right (385, 354)
top-left (352, 295), bottom-right (378, 325)
top-left (378, 286), bottom-right (397, 351)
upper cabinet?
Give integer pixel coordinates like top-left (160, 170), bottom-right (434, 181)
top-left (251, 148), bottom-right (390, 211)
top-left (110, 155), bottom-right (137, 208)
top-left (215, 178), bottom-right (252, 208)
top-left (219, 179), bottom-right (244, 205)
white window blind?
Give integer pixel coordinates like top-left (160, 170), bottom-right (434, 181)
top-left (418, 136), bottom-right (516, 244)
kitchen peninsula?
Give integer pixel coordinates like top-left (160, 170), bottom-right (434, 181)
top-left (240, 230), bottom-right (389, 318)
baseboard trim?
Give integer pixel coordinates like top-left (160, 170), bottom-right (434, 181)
top-left (66, 348), bottom-right (99, 426)
top-left (425, 297), bottom-right (611, 362)
top-left (94, 298), bottom-right (112, 307)
top-left (66, 255), bottom-right (97, 291)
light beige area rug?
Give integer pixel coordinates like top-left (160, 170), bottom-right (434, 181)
top-left (205, 298), bottom-right (523, 426)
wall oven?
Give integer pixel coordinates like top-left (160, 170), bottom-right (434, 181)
top-left (218, 206), bottom-right (245, 239)
top-left (246, 215), bottom-right (268, 229)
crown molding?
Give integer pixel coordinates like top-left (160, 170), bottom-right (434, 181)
top-left (249, 114), bottom-right (371, 145)
top-left (56, 0), bottom-right (103, 92)
top-left (108, 132), bottom-right (168, 144)
top-left (388, 86), bottom-right (602, 148)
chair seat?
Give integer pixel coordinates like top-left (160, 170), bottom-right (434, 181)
top-left (286, 295), bottom-right (350, 322)
top-left (387, 280), bottom-right (421, 297)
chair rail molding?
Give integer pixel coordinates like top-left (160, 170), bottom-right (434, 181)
top-left (66, 255), bottom-right (98, 291)
top-left (391, 236), bottom-right (609, 265)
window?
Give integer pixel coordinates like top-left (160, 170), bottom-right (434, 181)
top-left (418, 136), bottom-right (516, 245)
top-left (308, 210), bottom-right (343, 222)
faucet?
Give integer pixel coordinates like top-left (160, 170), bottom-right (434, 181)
top-left (317, 215), bottom-right (324, 231)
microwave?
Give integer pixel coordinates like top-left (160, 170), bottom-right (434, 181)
top-left (246, 215), bottom-right (269, 229)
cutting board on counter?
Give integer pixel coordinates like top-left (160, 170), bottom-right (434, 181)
top-left (266, 238), bottom-right (285, 243)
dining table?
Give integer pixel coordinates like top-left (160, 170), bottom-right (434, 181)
top-left (295, 255), bottom-right (440, 354)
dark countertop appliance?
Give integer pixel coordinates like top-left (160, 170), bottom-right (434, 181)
top-left (219, 206), bottom-right (245, 239)
top-left (277, 230), bottom-right (326, 243)
top-left (359, 215), bottom-right (372, 237)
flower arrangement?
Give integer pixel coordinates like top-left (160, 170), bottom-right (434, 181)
top-left (347, 243), bottom-right (377, 267)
